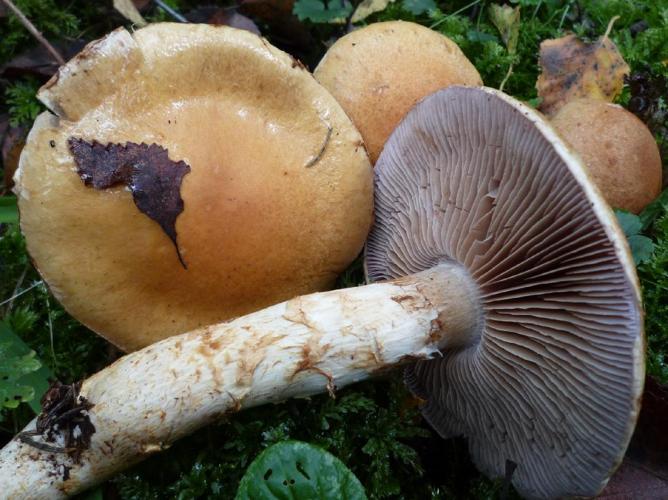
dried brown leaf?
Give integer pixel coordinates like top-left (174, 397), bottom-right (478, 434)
top-left (208, 9), bottom-right (261, 35)
top-left (1, 125), bottom-right (27, 192)
top-left (351, 0), bottom-right (394, 24)
top-left (113, 0), bottom-right (147, 26)
top-left (536, 27), bottom-right (630, 116)
top-left (68, 139), bottom-right (191, 267)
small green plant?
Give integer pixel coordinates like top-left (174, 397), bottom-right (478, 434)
top-left (5, 78), bottom-right (42, 127)
top-left (0, 320), bottom-right (50, 412)
top-left (615, 210), bottom-right (655, 265)
top-left (236, 440), bottom-right (366, 499)
top-left (293, 0), bottom-right (353, 23)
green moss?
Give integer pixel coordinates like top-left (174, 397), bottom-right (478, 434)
top-left (5, 77), bottom-right (43, 127)
top-left (640, 211), bottom-right (668, 382)
top-left (1, 0), bottom-right (667, 498)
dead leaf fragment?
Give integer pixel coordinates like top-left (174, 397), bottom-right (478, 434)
top-left (351, 0), bottom-right (394, 24)
top-left (68, 139), bottom-right (191, 268)
top-left (114, 0), bottom-right (147, 27)
top-left (207, 9), bottom-right (261, 35)
top-left (489, 4), bottom-right (520, 54)
top-left (536, 27), bottom-right (630, 116)
top-left (1, 124), bottom-right (27, 192)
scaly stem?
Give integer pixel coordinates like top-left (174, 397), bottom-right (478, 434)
top-left (0, 263), bottom-right (480, 499)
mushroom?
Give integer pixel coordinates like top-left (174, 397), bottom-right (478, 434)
top-left (0, 87), bottom-right (643, 499)
top-left (550, 98), bottom-right (662, 213)
top-left (14, 23), bottom-right (373, 351)
top-left (313, 20), bottom-right (482, 164)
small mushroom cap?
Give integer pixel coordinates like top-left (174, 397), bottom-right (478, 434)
top-left (366, 87), bottom-right (644, 498)
top-left (15, 24), bottom-right (373, 351)
top-left (551, 98), bottom-right (662, 213)
top-left (314, 21), bottom-right (482, 164)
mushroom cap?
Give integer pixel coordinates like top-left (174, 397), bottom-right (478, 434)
top-left (313, 21), bottom-right (482, 164)
top-left (366, 87), bottom-right (644, 498)
top-left (551, 98), bottom-right (662, 213)
top-left (15, 24), bottom-right (373, 352)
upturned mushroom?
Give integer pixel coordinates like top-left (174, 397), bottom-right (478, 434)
top-left (550, 98), bottom-right (662, 213)
top-left (0, 87), bottom-right (643, 499)
top-left (14, 23), bottom-right (373, 351)
top-left (314, 21), bottom-right (482, 164)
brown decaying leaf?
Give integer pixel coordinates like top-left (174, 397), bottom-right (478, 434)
top-left (207, 9), bottom-right (261, 35)
top-left (536, 23), bottom-right (630, 116)
top-left (113, 0), bottom-right (147, 26)
top-left (68, 139), bottom-right (191, 268)
top-left (351, 0), bottom-right (394, 24)
top-left (1, 124), bottom-right (27, 192)
top-left (0, 40), bottom-right (87, 79)
top-left (489, 4), bottom-right (520, 55)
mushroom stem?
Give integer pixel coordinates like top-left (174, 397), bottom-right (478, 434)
top-left (0, 262), bottom-right (480, 498)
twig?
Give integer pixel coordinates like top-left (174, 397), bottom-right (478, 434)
top-left (0, 0), bottom-right (65, 65)
top-left (531, 0), bottom-right (542, 21)
top-left (499, 63), bottom-right (513, 92)
top-left (154, 0), bottom-right (187, 23)
top-left (4, 264), bottom-right (27, 315)
top-left (501, 459), bottom-right (517, 500)
top-left (45, 293), bottom-right (57, 367)
top-left (602, 15), bottom-right (620, 41)
top-left (0, 280), bottom-right (43, 307)
top-left (430, 0), bottom-right (481, 29)
top-left (304, 122), bottom-right (332, 168)
top-left (557, 2), bottom-right (571, 31)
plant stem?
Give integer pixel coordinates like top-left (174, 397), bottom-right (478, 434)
top-left (0, 0), bottom-right (65, 66)
top-left (154, 0), bottom-right (187, 23)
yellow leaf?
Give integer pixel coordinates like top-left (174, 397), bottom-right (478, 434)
top-left (114, 0), bottom-right (147, 27)
top-left (351, 0), bottom-right (395, 23)
top-left (489, 4), bottom-right (520, 55)
top-left (536, 19), bottom-right (629, 117)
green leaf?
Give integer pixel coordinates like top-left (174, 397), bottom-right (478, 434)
top-left (466, 30), bottom-right (499, 43)
top-left (235, 441), bottom-right (367, 500)
top-left (0, 321), bottom-right (52, 412)
top-left (489, 4), bottom-right (521, 54)
top-left (616, 210), bottom-right (643, 237)
top-left (639, 187), bottom-right (668, 231)
top-left (628, 234), bottom-right (655, 265)
top-left (615, 209), bottom-right (656, 265)
top-left (293, 0), bottom-right (353, 23)
top-left (351, 0), bottom-right (395, 23)
top-left (401, 0), bottom-right (436, 16)
top-left (0, 196), bottom-right (19, 224)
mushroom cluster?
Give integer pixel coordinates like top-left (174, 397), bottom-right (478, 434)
top-left (0, 85), bottom-right (643, 499)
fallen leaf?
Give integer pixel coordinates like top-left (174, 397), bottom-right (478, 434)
top-left (489, 4), bottom-right (520, 54)
top-left (207, 9), bottom-right (261, 35)
top-left (351, 0), bottom-right (394, 23)
top-left (114, 0), bottom-right (147, 27)
top-left (1, 125), bottom-right (28, 193)
top-left (536, 20), bottom-right (630, 116)
top-left (0, 40), bottom-right (87, 79)
top-left (293, 0), bottom-right (353, 23)
top-left (68, 139), bottom-right (191, 268)
top-left (402, 0), bottom-right (435, 16)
